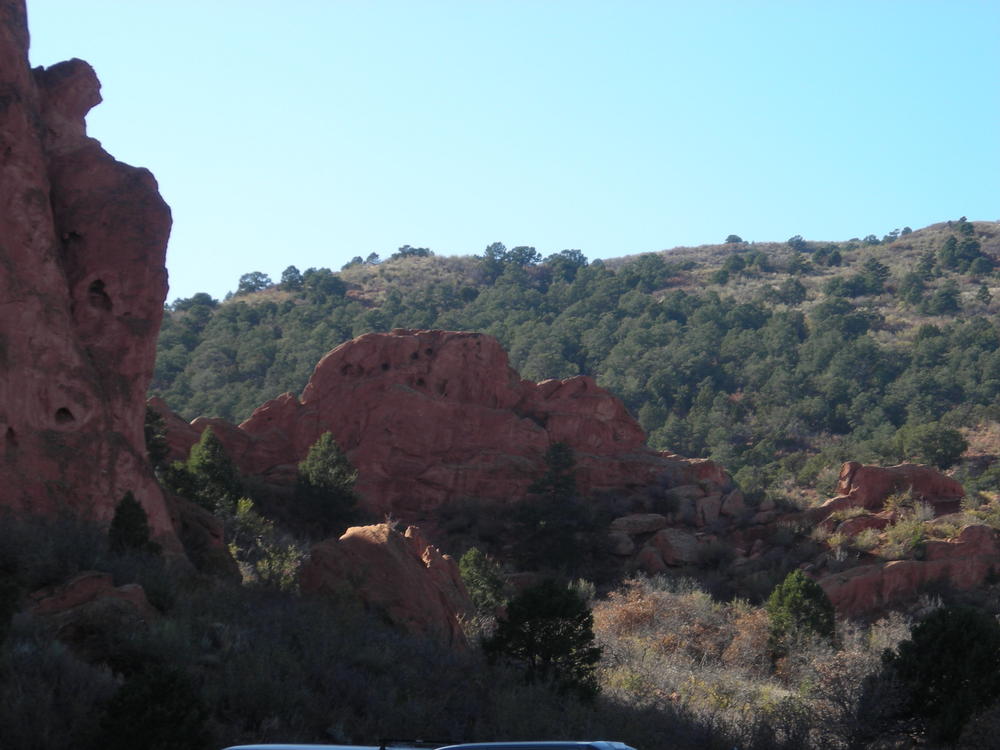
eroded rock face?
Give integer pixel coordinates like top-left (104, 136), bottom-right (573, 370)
top-left (0, 1), bottom-right (173, 540)
top-left (299, 523), bottom-right (471, 647)
top-left (160, 329), bottom-right (719, 516)
top-left (819, 525), bottom-right (1000, 618)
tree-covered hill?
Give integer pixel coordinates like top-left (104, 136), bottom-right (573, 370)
top-left (153, 218), bottom-right (1000, 499)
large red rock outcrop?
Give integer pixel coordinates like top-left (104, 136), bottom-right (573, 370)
top-left (818, 462), bottom-right (965, 516)
top-left (0, 1), bottom-right (174, 540)
top-left (158, 329), bottom-right (723, 516)
top-left (299, 523), bottom-right (471, 647)
top-left (819, 524), bottom-right (1000, 618)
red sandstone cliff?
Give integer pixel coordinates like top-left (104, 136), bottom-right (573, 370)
top-left (0, 1), bottom-right (173, 540)
top-left (155, 329), bottom-right (723, 516)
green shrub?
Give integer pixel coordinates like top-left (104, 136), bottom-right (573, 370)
top-left (882, 514), bottom-right (925, 560)
top-left (225, 498), bottom-right (306, 591)
top-left (766, 570), bottom-right (835, 650)
top-left (852, 528), bottom-right (881, 552)
top-left (459, 547), bottom-right (507, 615)
top-left (898, 422), bottom-right (968, 469)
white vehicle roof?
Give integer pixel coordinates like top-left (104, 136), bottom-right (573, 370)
top-left (438, 744), bottom-right (635, 750)
top-left (222, 743), bottom-right (636, 750)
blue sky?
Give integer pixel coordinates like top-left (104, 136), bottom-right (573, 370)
top-left (26, 1), bottom-right (1000, 303)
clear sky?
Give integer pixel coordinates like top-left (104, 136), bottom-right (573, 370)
top-left (25, 1), bottom-right (1000, 303)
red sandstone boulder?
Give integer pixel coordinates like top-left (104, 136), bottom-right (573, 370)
top-left (637, 545), bottom-right (668, 574)
top-left (29, 570), bottom-right (157, 620)
top-left (652, 527), bottom-right (701, 566)
top-left (819, 524), bottom-right (1000, 618)
top-left (28, 571), bottom-right (158, 661)
top-left (299, 523), bottom-right (471, 647)
top-left (0, 3), bottom-right (174, 544)
top-left (821, 462), bottom-right (965, 516)
top-left (159, 330), bottom-right (729, 517)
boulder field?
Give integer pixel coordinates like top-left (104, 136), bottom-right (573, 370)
top-left (0, 0), bottom-right (174, 542)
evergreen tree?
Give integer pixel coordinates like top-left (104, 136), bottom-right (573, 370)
top-left (186, 427), bottom-right (243, 511)
top-left (295, 432), bottom-right (359, 538)
top-left (144, 406), bottom-right (170, 468)
top-left (899, 422), bottom-right (967, 469)
top-left (977, 283), bottom-right (992, 306)
top-left (459, 547), bottom-right (507, 614)
top-left (883, 606), bottom-right (1000, 743)
top-left (530, 442), bottom-right (577, 501)
top-left (766, 569), bottom-right (835, 650)
top-left (484, 579), bottom-right (601, 699)
top-left (108, 491), bottom-right (153, 554)
top-left (280, 265), bottom-right (303, 290)
top-left (236, 271), bottom-right (272, 295)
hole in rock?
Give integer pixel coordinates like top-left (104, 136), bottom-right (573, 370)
top-left (410, 352), bottom-right (419, 360)
top-left (416, 377), bottom-right (426, 387)
top-left (87, 279), bottom-right (112, 311)
top-left (55, 408), bottom-right (75, 424)
top-left (425, 348), bottom-right (434, 356)
top-left (381, 362), bottom-right (390, 371)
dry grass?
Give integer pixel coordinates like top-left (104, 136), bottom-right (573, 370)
top-left (593, 576), bottom-right (915, 749)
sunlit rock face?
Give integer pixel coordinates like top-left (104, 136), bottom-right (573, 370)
top-left (157, 328), bottom-right (723, 517)
top-left (0, 0), bottom-right (174, 540)
top-left (299, 523), bottom-right (471, 648)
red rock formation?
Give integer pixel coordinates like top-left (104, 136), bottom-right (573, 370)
top-left (0, 1), bottom-right (173, 541)
top-left (819, 462), bottom-right (965, 516)
top-left (159, 329), bottom-right (722, 516)
top-left (27, 570), bottom-right (158, 662)
top-left (299, 523), bottom-right (471, 647)
top-left (28, 570), bottom-right (157, 621)
top-left (819, 524), bottom-right (1000, 618)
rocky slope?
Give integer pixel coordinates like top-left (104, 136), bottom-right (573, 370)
top-left (0, 0), bottom-right (174, 540)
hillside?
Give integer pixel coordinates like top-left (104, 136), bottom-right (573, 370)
top-left (154, 218), bottom-right (1000, 501)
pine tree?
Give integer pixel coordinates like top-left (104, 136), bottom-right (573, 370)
top-left (766, 569), bottom-right (835, 651)
top-left (459, 547), bottom-right (507, 614)
top-left (108, 491), bottom-right (153, 554)
top-left (295, 432), bottom-right (358, 538)
top-left (883, 606), bottom-right (1000, 742)
top-left (484, 579), bottom-right (601, 700)
top-left (186, 427), bottom-right (242, 511)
